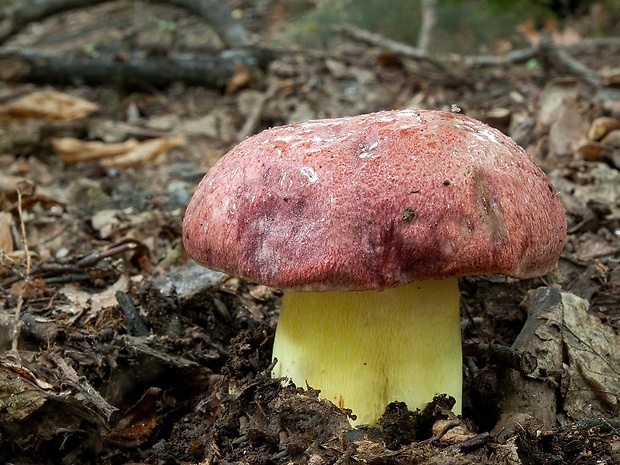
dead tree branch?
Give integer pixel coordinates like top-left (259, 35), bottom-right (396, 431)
top-left (164, 0), bottom-right (258, 48)
top-left (0, 0), bottom-right (257, 48)
top-left (0, 0), bottom-right (105, 44)
top-left (538, 36), bottom-right (604, 87)
top-left (333, 24), bottom-right (448, 70)
top-left (0, 46), bottom-right (272, 89)
top-left (335, 23), bottom-right (612, 87)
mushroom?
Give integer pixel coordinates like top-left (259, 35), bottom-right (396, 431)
top-left (182, 109), bottom-right (567, 426)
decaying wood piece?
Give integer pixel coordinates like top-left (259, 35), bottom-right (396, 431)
top-left (494, 286), bottom-right (620, 440)
top-left (493, 287), bottom-right (564, 441)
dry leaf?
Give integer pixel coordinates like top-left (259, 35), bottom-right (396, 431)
top-left (588, 117), bottom-right (620, 141)
top-left (562, 292), bottom-right (620, 418)
top-left (0, 212), bottom-right (14, 253)
top-left (107, 387), bottom-right (161, 448)
top-left (517, 18), bottom-right (581, 47)
top-left (432, 418), bottom-right (476, 444)
top-left (226, 65), bottom-right (253, 94)
top-left (601, 129), bottom-right (620, 148)
top-left (10, 277), bottom-right (48, 299)
top-left (0, 175), bottom-right (35, 195)
top-left (0, 362), bottom-right (51, 422)
top-left (99, 135), bottom-right (185, 169)
top-left (51, 137), bottom-right (140, 163)
top-left (59, 275), bottom-right (130, 312)
top-left (537, 78), bottom-right (580, 129)
top-left (548, 98), bottom-right (587, 157)
top-left (0, 90), bottom-right (99, 122)
top-left (58, 284), bottom-right (92, 310)
top-left (575, 141), bottom-right (614, 161)
top-left (91, 209), bottom-right (127, 239)
top-left (154, 262), bottom-right (227, 300)
top-left (52, 135), bottom-right (184, 168)
top-left (91, 275), bottom-right (130, 312)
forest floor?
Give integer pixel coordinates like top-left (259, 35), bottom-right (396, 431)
top-left (1, 1), bottom-right (620, 464)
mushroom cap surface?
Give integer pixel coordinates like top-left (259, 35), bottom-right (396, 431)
top-left (183, 109), bottom-right (566, 291)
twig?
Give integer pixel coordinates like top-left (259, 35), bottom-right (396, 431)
top-left (123, 335), bottom-right (202, 368)
top-left (48, 352), bottom-right (120, 425)
top-left (463, 342), bottom-right (537, 375)
top-left (115, 291), bottom-right (150, 337)
top-left (75, 240), bottom-right (139, 268)
top-left (565, 37), bottom-right (620, 53)
top-left (565, 418), bottom-right (620, 434)
top-left (11, 186), bottom-right (32, 355)
top-left (414, 420), bottom-right (461, 447)
top-left (462, 47), bottom-right (537, 67)
top-left (539, 35), bottom-right (603, 87)
top-left (236, 82), bottom-right (281, 142)
top-left (334, 23), bottom-right (536, 69)
top-left (455, 431), bottom-right (491, 450)
top-left (0, 239), bottom-right (148, 288)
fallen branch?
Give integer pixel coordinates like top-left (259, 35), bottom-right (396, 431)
top-left (0, 46), bottom-right (272, 89)
top-left (164, 0), bottom-right (258, 48)
top-left (0, 0), bottom-right (105, 44)
top-left (0, 0), bottom-right (257, 48)
top-left (538, 36), bottom-right (603, 86)
top-left (565, 36), bottom-right (620, 52)
top-left (333, 24), bottom-right (449, 70)
top-left (334, 23), bottom-right (611, 86)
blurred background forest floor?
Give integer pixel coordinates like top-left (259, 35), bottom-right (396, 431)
top-left (1, 0), bottom-right (620, 464)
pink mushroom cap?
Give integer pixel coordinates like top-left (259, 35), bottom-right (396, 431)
top-left (183, 109), bottom-right (567, 291)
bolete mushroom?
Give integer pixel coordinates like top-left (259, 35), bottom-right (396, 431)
top-left (182, 109), bottom-right (566, 426)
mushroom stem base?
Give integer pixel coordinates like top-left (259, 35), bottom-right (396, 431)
top-left (271, 278), bottom-right (462, 426)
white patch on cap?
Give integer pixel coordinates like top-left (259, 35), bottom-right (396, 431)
top-left (359, 141), bottom-right (380, 159)
top-left (300, 166), bottom-right (319, 184)
top-left (473, 127), bottom-right (500, 145)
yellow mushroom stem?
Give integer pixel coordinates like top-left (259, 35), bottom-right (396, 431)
top-left (271, 278), bottom-right (462, 426)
